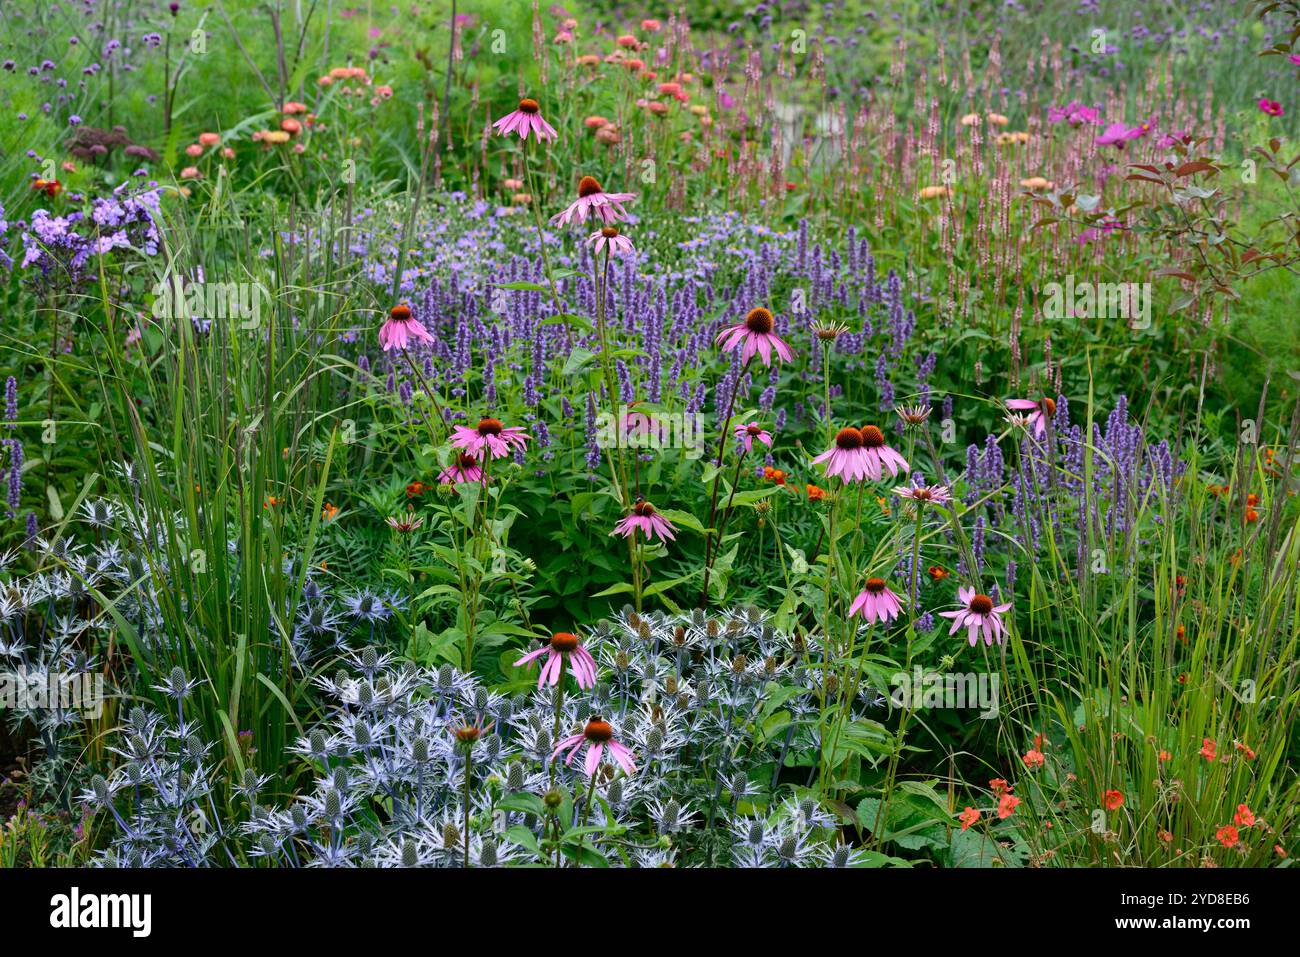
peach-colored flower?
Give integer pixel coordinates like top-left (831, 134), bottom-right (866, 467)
top-left (997, 793), bottom-right (1020, 819)
top-left (1215, 824), bottom-right (1239, 848)
top-left (958, 806), bottom-right (980, 830)
top-left (198, 132), bottom-right (221, 147)
top-left (180, 166), bottom-right (201, 179)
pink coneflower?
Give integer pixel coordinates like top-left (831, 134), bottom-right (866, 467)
top-left (715, 307), bottom-right (794, 366)
top-left (554, 716), bottom-right (637, 776)
top-left (513, 631), bottom-right (598, 689)
top-left (438, 452), bottom-right (485, 485)
top-left (610, 499), bottom-right (677, 542)
top-left (848, 577), bottom-right (905, 625)
top-left (385, 512), bottom-right (424, 533)
top-left (734, 422), bottom-right (772, 453)
top-left (449, 417), bottom-right (529, 460)
top-left (1259, 98), bottom-right (1284, 117)
top-left (892, 482), bottom-right (952, 506)
top-left (585, 225), bottom-right (636, 257)
top-left (378, 303), bottom-right (434, 352)
top-left (492, 97), bottom-right (558, 142)
top-left (1005, 397), bottom-right (1056, 439)
top-left (551, 175), bottom-right (636, 226)
top-left (940, 586), bottom-right (1013, 646)
top-left (813, 425), bottom-right (909, 483)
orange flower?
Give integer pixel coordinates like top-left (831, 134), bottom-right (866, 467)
top-left (1102, 789), bottom-right (1124, 810)
top-left (1158, 749), bottom-right (1171, 762)
top-left (1175, 624), bottom-right (1186, 643)
top-left (997, 793), bottom-right (1020, 819)
top-left (1215, 824), bottom-right (1239, 848)
top-left (1244, 508), bottom-right (1259, 523)
top-left (405, 481), bottom-right (427, 498)
top-left (806, 484), bottom-right (825, 501)
top-left (1158, 829), bottom-right (1173, 843)
top-left (32, 178), bottom-right (62, 197)
top-left (1022, 749), bottom-right (1045, 769)
top-left (1233, 804), bottom-right (1255, 827)
top-left (322, 502), bottom-right (339, 521)
top-left (1235, 741), bottom-right (1256, 761)
top-left (1199, 738), bottom-right (1217, 762)
top-left (927, 565), bottom-right (950, 581)
top-left (958, 806), bottom-right (980, 830)
top-left (989, 778), bottom-right (1010, 796)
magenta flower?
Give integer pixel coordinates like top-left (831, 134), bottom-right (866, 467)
top-left (438, 453), bottom-right (485, 485)
top-left (1005, 397), bottom-right (1057, 439)
top-left (554, 716), bottom-right (637, 776)
top-left (939, 586), bottom-right (1013, 646)
top-left (1046, 101), bottom-right (1100, 126)
top-left (1259, 98), bottom-right (1284, 117)
top-left (586, 225), bottom-right (636, 257)
top-left (1156, 129), bottom-right (1190, 149)
top-left (734, 422), bottom-right (773, 453)
top-left (513, 631), bottom-right (598, 689)
top-left (813, 425), bottom-right (908, 483)
top-left (848, 577), bottom-right (905, 625)
top-left (1094, 120), bottom-right (1149, 148)
top-left (551, 175), bottom-right (636, 226)
top-left (449, 417), bottom-right (529, 460)
top-left (610, 499), bottom-right (677, 542)
top-left (378, 304), bottom-right (433, 352)
top-left (492, 97), bottom-right (558, 142)
top-left (716, 307), bottom-right (794, 366)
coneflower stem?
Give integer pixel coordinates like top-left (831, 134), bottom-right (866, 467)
top-left (700, 356), bottom-right (751, 606)
top-left (462, 746), bottom-right (472, 867)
